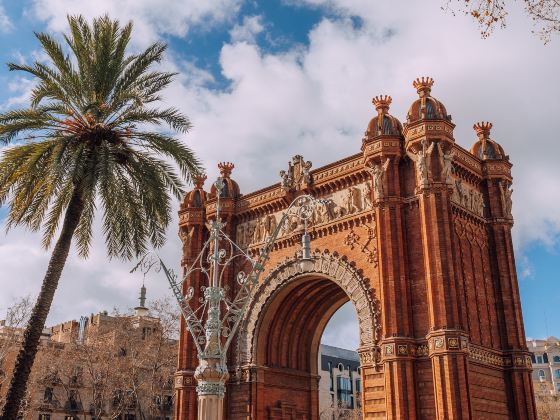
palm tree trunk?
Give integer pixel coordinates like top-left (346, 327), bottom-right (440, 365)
top-left (0, 187), bottom-right (84, 420)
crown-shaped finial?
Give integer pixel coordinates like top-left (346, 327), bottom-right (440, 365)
top-left (413, 76), bottom-right (434, 97)
top-left (372, 95), bottom-right (392, 113)
top-left (218, 162), bottom-right (234, 178)
top-left (473, 121), bottom-right (493, 139)
top-left (193, 173), bottom-right (207, 188)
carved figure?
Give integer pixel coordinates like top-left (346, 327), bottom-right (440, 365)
top-left (438, 143), bottom-right (454, 184)
top-left (369, 158), bottom-right (391, 200)
top-left (500, 182), bottom-right (513, 217)
top-left (302, 160), bottom-right (312, 185)
top-left (345, 187), bottom-right (363, 214)
top-left (253, 218), bottom-right (265, 243)
top-left (471, 191), bottom-right (484, 216)
top-left (279, 170), bottom-right (291, 190)
top-left (179, 227), bottom-right (193, 258)
top-left (263, 214), bottom-right (278, 239)
top-left (237, 224), bottom-right (246, 247)
top-left (408, 139), bottom-right (435, 185)
top-left (363, 182), bottom-right (373, 209)
top-left (279, 155), bottom-right (313, 191)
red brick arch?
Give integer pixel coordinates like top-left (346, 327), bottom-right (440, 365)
top-left (236, 250), bottom-right (380, 371)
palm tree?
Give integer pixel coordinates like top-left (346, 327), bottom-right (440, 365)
top-left (0, 15), bottom-right (201, 418)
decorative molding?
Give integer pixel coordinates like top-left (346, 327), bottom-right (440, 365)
top-left (236, 182), bottom-right (375, 249)
top-left (343, 224), bottom-right (378, 267)
top-left (235, 250), bottom-right (381, 367)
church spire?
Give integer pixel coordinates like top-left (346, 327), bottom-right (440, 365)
top-left (135, 281), bottom-right (149, 317)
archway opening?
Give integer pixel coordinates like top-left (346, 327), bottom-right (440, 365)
top-left (252, 275), bottom-right (362, 419)
top-left (319, 302), bottom-right (361, 419)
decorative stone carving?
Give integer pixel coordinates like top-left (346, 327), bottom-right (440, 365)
top-left (437, 142), bottom-right (454, 184)
top-left (451, 178), bottom-right (484, 217)
top-left (237, 181), bottom-right (376, 249)
top-left (235, 251), bottom-right (381, 366)
top-left (368, 158), bottom-right (391, 200)
top-left (407, 139), bottom-right (435, 185)
top-left (179, 226), bottom-right (194, 260)
top-left (499, 181), bottom-right (513, 218)
top-left (363, 182), bottom-right (373, 209)
top-left (343, 225), bottom-right (378, 266)
top-left (279, 155), bottom-right (312, 191)
top-left (344, 187), bottom-right (363, 214)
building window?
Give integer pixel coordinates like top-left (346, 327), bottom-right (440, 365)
top-left (43, 387), bottom-right (53, 402)
top-left (557, 383), bottom-right (560, 392)
top-left (38, 415), bottom-right (51, 420)
top-left (530, 353), bottom-right (536, 364)
top-left (554, 356), bottom-right (560, 363)
top-left (355, 379), bottom-right (361, 393)
top-left (555, 369), bottom-right (560, 379)
top-left (338, 363), bottom-right (344, 372)
top-left (538, 369), bottom-right (546, 380)
top-left (544, 353), bottom-right (549, 363)
top-left (64, 416), bottom-right (76, 420)
top-left (537, 356), bottom-right (543, 364)
top-left (336, 376), bottom-right (353, 408)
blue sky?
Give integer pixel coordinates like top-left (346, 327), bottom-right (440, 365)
top-left (0, 0), bottom-right (559, 349)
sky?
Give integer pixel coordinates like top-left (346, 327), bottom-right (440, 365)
top-left (0, 0), bottom-right (559, 350)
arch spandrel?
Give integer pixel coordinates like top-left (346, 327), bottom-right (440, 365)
top-left (235, 250), bottom-right (381, 368)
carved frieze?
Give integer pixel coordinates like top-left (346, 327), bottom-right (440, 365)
top-left (451, 178), bottom-right (485, 217)
top-left (236, 182), bottom-right (375, 249)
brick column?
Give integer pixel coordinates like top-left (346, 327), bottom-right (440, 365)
top-left (176, 184), bottom-right (208, 420)
top-left (416, 181), bottom-right (471, 419)
top-left (484, 169), bottom-right (536, 419)
top-left (374, 157), bottom-right (417, 419)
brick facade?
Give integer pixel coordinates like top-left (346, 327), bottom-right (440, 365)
top-left (175, 78), bottom-right (536, 419)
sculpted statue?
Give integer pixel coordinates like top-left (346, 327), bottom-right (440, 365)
top-left (471, 191), bottom-right (484, 216)
top-left (369, 158), bottom-right (391, 200)
top-left (279, 155), bottom-right (313, 191)
top-left (253, 217), bottom-right (266, 243)
top-left (179, 227), bottom-right (193, 259)
top-left (345, 187), bottom-right (363, 214)
top-left (263, 214), bottom-right (278, 239)
top-left (363, 182), bottom-right (373, 209)
top-left (500, 182), bottom-right (513, 217)
top-left (437, 143), bottom-right (454, 184)
top-left (279, 170), bottom-right (291, 190)
top-left (302, 159), bottom-right (312, 185)
top-left (236, 224), bottom-right (246, 247)
top-left (408, 139), bottom-right (435, 185)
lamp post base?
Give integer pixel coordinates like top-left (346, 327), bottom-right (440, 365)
top-left (197, 393), bottom-right (225, 420)
top-left (194, 357), bottom-right (229, 420)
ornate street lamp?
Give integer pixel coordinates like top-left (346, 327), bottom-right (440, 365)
top-left (132, 177), bottom-right (326, 420)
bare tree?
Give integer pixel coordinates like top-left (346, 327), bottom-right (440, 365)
top-left (0, 296), bottom-right (33, 417)
top-left (535, 393), bottom-right (560, 419)
top-left (444, 0), bottom-right (560, 42)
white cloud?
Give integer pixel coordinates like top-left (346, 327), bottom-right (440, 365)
top-left (229, 15), bottom-right (264, 44)
top-left (31, 0), bottom-right (243, 46)
top-left (1, 0), bottom-right (559, 333)
top-left (0, 1), bottom-right (12, 33)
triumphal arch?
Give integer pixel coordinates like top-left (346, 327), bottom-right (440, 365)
top-left (174, 78), bottom-right (536, 419)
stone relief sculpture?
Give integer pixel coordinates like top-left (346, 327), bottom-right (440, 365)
top-left (500, 181), bottom-right (513, 218)
top-left (345, 187), bottom-right (363, 214)
top-left (239, 180), bottom-right (380, 248)
top-left (369, 158), bottom-right (391, 200)
top-left (279, 155), bottom-right (313, 191)
top-left (452, 178), bottom-right (484, 217)
top-left (437, 143), bottom-right (454, 184)
top-left (407, 139), bottom-right (435, 185)
top-left (363, 182), bottom-right (373, 209)
top-left (179, 227), bottom-right (194, 258)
